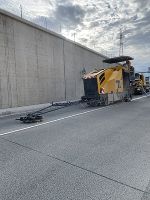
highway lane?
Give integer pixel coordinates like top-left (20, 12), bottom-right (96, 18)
top-left (0, 95), bottom-right (149, 136)
top-left (0, 96), bottom-right (150, 199)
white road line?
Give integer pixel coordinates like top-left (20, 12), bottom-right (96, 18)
top-left (0, 106), bottom-right (112, 136)
top-left (0, 94), bottom-right (149, 136)
top-left (132, 94), bottom-right (150, 101)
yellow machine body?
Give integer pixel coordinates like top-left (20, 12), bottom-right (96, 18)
top-left (135, 74), bottom-right (145, 86)
top-left (97, 66), bottom-right (124, 94)
top-left (82, 56), bottom-right (134, 106)
top-left (140, 74), bottom-right (145, 86)
top-left (134, 73), bottom-right (146, 94)
top-left (83, 65), bottom-right (126, 95)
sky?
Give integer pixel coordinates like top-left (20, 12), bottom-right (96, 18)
top-left (0, 0), bottom-right (150, 72)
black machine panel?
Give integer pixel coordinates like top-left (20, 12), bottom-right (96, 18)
top-left (83, 78), bottom-right (98, 97)
top-left (123, 71), bottom-right (130, 90)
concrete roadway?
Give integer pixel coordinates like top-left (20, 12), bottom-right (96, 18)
top-left (0, 96), bottom-right (150, 200)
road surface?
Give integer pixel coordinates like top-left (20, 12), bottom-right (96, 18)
top-left (0, 96), bottom-right (150, 200)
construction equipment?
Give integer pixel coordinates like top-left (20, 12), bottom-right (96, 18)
top-left (145, 77), bottom-right (150, 92)
top-left (81, 56), bottom-right (134, 106)
top-left (133, 73), bottom-right (147, 94)
top-left (16, 101), bottom-right (73, 123)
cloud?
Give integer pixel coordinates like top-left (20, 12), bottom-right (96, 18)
top-left (89, 21), bottom-right (100, 29)
top-left (32, 1), bottom-right (85, 33)
top-left (54, 3), bottom-right (85, 27)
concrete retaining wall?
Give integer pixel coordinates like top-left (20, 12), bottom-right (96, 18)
top-left (0, 9), bottom-right (107, 109)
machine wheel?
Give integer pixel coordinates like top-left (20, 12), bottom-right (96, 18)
top-left (124, 94), bottom-right (132, 102)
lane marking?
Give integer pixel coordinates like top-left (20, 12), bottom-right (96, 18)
top-left (0, 106), bottom-right (112, 136)
top-left (0, 94), bottom-right (149, 136)
top-left (132, 94), bottom-right (150, 101)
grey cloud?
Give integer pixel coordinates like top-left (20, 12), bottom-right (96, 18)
top-left (86, 6), bottom-right (97, 14)
top-left (133, 0), bottom-right (149, 8)
top-left (33, 0), bottom-right (53, 5)
top-left (89, 21), bottom-right (100, 28)
top-left (127, 30), bottom-right (150, 47)
top-left (33, 1), bottom-right (86, 31)
top-left (55, 0), bottom-right (71, 5)
top-left (134, 11), bottom-right (150, 26)
top-left (54, 3), bottom-right (85, 26)
top-left (33, 16), bottom-right (61, 32)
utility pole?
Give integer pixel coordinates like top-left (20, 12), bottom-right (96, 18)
top-left (20, 4), bottom-right (22, 18)
top-left (119, 28), bottom-right (124, 56)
